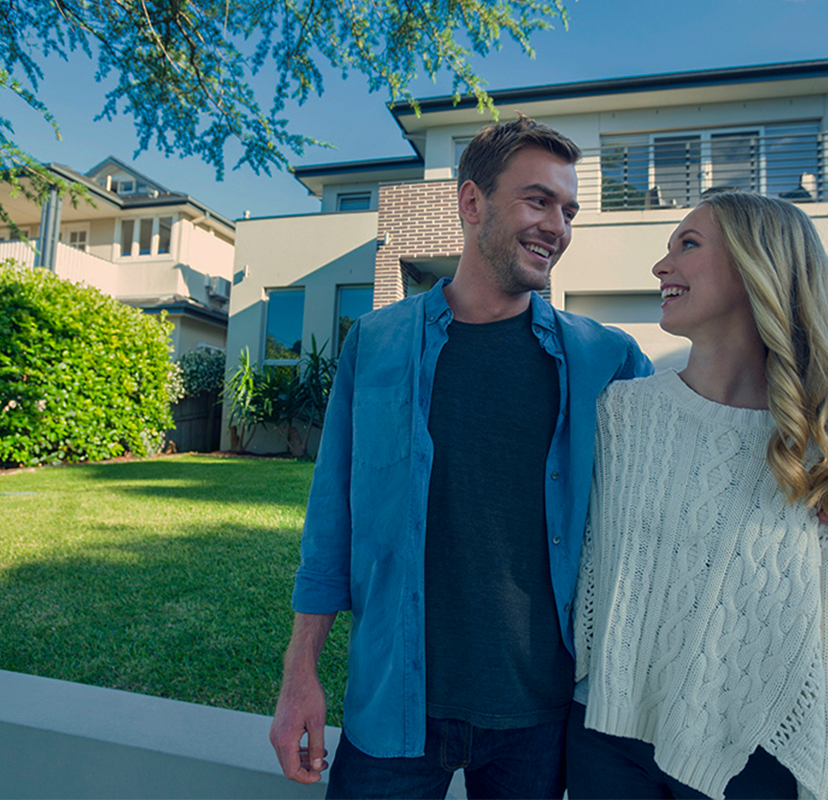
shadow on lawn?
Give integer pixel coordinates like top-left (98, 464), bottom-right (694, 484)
top-left (80, 455), bottom-right (315, 507)
top-left (0, 517), bottom-right (351, 718)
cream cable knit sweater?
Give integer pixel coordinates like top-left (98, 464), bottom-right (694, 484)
top-left (574, 370), bottom-right (828, 800)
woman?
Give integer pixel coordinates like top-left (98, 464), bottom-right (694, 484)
top-left (568, 192), bottom-right (828, 800)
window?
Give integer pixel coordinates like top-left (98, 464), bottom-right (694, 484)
top-left (119, 216), bottom-right (175, 258)
top-left (157, 217), bottom-right (172, 254)
top-left (564, 292), bottom-right (662, 324)
top-left (453, 136), bottom-right (473, 174)
top-left (120, 220), bottom-right (135, 257)
top-left (337, 285), bottom-right (374, 354)
top-left (1, 227), bottom-right (30, 241)
top-left (337, 192), bottom-right (371, 211)
top-left (601, 121), bottom-right (821, 210)
top-left (138, 218), bottom-right (153, 255)
top-left (61, 228), bottom-right (88, 252)
top-left (264, 289), bottom-right (305, 362)
top-left (653, 135), bottom-right (702, 207)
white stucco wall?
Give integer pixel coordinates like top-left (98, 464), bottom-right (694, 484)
top-left (223, 211), bottom-right (379, 452)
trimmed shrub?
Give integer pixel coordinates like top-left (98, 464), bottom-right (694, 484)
top-left (175, 348), bottom-right (226, 398)
top-left (0, 261), bottom-right (176, 467)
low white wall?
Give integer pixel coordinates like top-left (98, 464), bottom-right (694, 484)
top-left (0, 670), bottom-right (467, 799)
top-left (0, 670), bottom-right (333, 799)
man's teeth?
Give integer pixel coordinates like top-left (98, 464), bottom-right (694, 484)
top-left (525, 243), bottom-right (551, 258)
top-left (662, 286), bottom-right (688, 300)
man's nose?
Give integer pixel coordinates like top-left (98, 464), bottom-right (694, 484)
top-left (540, 206), bottom-right (566, 238)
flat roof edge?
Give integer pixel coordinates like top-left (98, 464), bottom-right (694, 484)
top-left (391, 58), bottom-right (828, 118)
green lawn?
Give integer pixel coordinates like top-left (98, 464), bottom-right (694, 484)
top-left (0, 454), bottom-right (350, 725)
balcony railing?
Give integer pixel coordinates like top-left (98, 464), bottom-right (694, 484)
top-left (576, 130), bottom-right (827, 212)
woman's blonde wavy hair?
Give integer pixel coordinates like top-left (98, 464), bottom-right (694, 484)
top-left (701, 191), bottom-right (828, 510)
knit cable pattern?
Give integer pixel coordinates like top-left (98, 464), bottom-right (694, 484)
top-left (575, 371), bottom-right (827, 800)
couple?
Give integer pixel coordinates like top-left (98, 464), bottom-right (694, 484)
top-left (270, 116), bottom-right (828, 800)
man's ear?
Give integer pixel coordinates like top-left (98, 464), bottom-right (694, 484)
top-left (458, 180), bottom-right (484, 227)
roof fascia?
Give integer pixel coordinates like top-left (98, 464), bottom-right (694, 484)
top-left (292, 155), bottom-right (424, 197)
top-left (293, 155), bottom-right (423, 179)
top-left (46, 163), bottom-right (124, 209)
top-left (391, 58), bottom-right (828, 127)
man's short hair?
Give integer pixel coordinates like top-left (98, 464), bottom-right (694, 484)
top-left (457, 113), bottom-right (582, 197)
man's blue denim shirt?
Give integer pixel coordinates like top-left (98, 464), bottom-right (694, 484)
top-left (292, 278), bottom-right (652, 759)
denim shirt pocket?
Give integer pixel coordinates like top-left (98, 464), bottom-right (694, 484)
top-left (352, 385), bottom-right (412, 468)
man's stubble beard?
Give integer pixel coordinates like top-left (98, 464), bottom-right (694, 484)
top-left (477, 203), bottom-right (551, 295)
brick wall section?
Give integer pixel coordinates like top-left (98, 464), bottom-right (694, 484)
top-left (374, 180), bottom-right (463, 308)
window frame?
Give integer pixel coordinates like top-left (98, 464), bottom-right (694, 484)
top-left (1, 226), bottom-right (31, 241)
top-left (601, 120), bottom-right (821, 210)
top-left (263, 287), bottom-right (306, 366)
top-left (60, 224), bottom-right (90, 252)
top-left (336, 191), bottom-right (372, 212)
top-left (117, 214), bottom-right (176, 259)
top-left (335, 284), bottom-right (374, 355)
top-left (452, 136), bottom-right (474, 176)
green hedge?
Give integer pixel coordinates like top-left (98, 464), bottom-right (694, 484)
top-left (176, 348), bottom-right (226, 398)
top-left (0, 261), bottom-right (176, 467)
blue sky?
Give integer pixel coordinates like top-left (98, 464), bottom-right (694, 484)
top-left (7, 0), bottom-right (828, 221)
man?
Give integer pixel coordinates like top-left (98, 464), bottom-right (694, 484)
top-left (270, 115), bottom-right (652, 799)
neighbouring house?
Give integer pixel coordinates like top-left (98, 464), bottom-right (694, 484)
top-left (225, 58), bottom-right (828, 454)
top-left (0, 156), bottom-right (235, 357)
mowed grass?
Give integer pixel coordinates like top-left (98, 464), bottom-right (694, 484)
top-left (0, 454), bottom-right (350, 725)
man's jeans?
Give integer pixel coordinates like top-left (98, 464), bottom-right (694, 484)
top-left (326, 715), bottom-right (567, 799)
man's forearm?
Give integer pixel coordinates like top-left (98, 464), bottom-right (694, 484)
top-left (283, 612), bottom-right (338, 676)
top-left (271, 611), bottom-right (339, 784)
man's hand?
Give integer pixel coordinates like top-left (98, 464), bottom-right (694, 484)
top-left (269, 612), bottom-right (338, 784)
top-left (270, 669), bottom-right (329, 783)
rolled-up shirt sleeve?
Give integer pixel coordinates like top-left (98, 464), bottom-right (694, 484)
top-left (291, 321), bottom-right (360, 614)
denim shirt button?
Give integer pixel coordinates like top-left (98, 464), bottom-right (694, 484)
top-left (565, 603), bottom-right (572, 613)
top-left (551, 472), bottom-right (560, 480)
top-left (552, 536), bottom-right (561, 545)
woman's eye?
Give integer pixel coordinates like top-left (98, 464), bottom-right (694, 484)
top-left (681, 238), bottom-right (699, 250)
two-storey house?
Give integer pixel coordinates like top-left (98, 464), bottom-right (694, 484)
top-left (225, 58), bottom-right (828, 453)
top-left (0, 157), bottom-right (235, 357)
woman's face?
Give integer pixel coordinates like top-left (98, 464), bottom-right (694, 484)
top-left (651, 204), bottom-right (754, 343)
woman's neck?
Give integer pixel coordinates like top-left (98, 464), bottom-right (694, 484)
top-left (680, 333), bottom-right (769, 410)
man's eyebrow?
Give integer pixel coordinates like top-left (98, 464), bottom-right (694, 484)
top-left (522, 183), bottom-right (580, 211)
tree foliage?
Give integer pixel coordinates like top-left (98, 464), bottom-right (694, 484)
top-left (0, 260), bottom-right (177, 467)
top-left (1, 0), bottom-right (567, 211)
